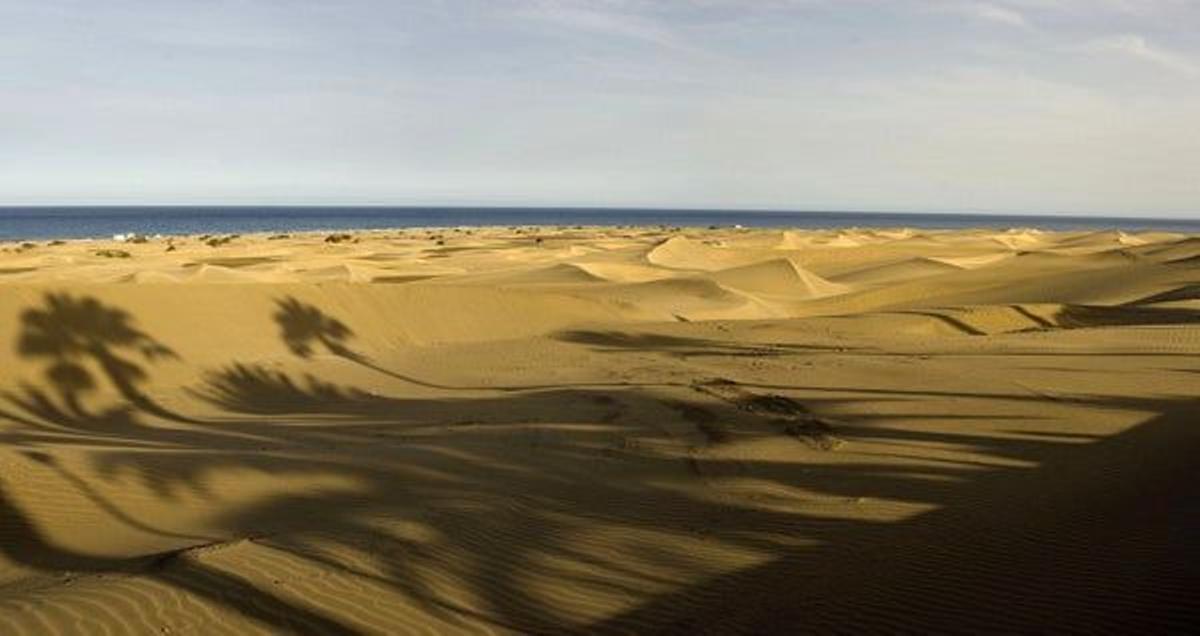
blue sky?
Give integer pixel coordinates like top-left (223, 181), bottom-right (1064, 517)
top-left (1, 0), bottom-right (1197, 217)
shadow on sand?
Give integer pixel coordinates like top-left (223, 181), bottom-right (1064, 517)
top-left (0, 292), bottom-right (1197, 633)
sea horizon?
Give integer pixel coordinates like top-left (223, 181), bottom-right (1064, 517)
top-left (1, 206), bottom-right (1196, 241)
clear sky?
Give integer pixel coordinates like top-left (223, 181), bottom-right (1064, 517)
top-left (2, 1), bottom-right (1197, 217)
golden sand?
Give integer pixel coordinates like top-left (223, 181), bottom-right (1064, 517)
top-left (0, 226), bottom-right (1197, 633)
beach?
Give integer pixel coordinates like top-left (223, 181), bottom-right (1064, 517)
top-left (0, 225), bottom-right (1197, 633)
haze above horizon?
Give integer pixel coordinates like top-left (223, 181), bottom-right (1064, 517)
top-left (2, 1), bottom-right (1197, 218)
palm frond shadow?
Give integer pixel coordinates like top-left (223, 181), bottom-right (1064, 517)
top-left (0, 292), bottom-right (1196, 632)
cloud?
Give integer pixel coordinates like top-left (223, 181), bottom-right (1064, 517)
top-left (511, 1), bottom-right (686, 51)
top-left (1016, 0), bottom-right (1187, 14)
top-left (3, 0), bottom-right (1199, 215)
top-left (963, 2), bottom-right (1030, 27)
top-left (924, 2), bottom-right (1030, 29)
top-left (1087, 34), bottom-right (1199, 76)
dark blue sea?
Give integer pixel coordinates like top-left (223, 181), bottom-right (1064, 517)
top-left (0, 207), bottom-right (1196, 241)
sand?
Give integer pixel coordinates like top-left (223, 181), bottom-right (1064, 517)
top-left (0, 226), bottom-right (1197, 633)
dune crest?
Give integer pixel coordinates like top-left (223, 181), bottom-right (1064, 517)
top-left (646, 235), bottom-right (768, 271)
top-left (711, 257), bottom-right (848, 299)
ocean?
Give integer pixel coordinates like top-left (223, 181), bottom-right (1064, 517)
top-left (0, 206), bottom-right (1196, 241)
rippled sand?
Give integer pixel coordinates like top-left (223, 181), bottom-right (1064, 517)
top-left (0, 226), bottom-right (1197, 633)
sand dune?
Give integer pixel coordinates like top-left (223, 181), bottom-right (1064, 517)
top-left (572, 261), bottom-right (677, 283)
top-left (647, 235), bottom-right (772, 271)
top-left (831, 256), bottom-right (963, 285)
top-left (0, 226), bottom-right (1197, 633)
top-left (990, 229), bottom-right (1047, 250)
top-left (927, 252), bottom-right (1014, 269)
top-left (710, 258), bottom-right (847, 299)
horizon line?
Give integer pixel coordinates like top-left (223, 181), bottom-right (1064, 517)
top-left (0, 204), bottom-right (1195, 222)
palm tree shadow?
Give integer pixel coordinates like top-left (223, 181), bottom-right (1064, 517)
top-left (0, 477), bottom-right (358, 634)
top-left (4, 383), bottom-right (140, 433)
top-left (273, 297), bottom-right (366, 363)
top-left (271, 296), bottom-right (476, 390)
top-left (192, 362), bottom-right (395, 416)
top-left (1, 293), bottom-right (1197, 633)
top-left (12, 292), bottom-right (193, 424)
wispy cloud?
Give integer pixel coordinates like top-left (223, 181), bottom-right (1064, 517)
top-left (1007, 0), bottom-right (1187, 16)
top-left (962, 2), bottom-right (1030, 28)
top-left (511, 1), bottom-right (688, 52)
top-left (924, 2), bottom-right (1030, 28)
top-left (1087, 34), bottom-right (1198, 76)
top-left (4, 0), bottom-right (1199, 215)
